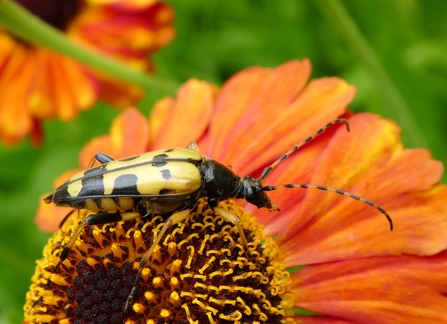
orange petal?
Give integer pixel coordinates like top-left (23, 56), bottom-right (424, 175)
top-left (97, 74), bottom-right (143, 108)
top-left (80, 135), bottom-right (117, 169)
top-left (291, 252), bottom-right (447, 323)
top-left (70, 2), bottom-right (174, 67)
top-left (150, 79), bottom-right (215, 149)
top-left (58, 54), bottom-right (98, 112)
top-left (35, 195), bottom-right (70, 232)
top-left (248, 131), bottom-right (330, 236)
top-left (249, 112), bottom-right (352, 235)
top-left (294, 317), bottom-right (354, 324)
top-left (275, 113), bottom-right (447, 267)
top-left (207, 60), bottom-right (311, 167)
top-left (149, 96), bottom-right (174, 147)
top-left (0, 39), bottom-right (35, 144)
top-left (79, 107), bottom-right (149, 167)
top-left (35, 169), bottom-right (80, 232)
top-left (207, 60), bottom-right (356, 177)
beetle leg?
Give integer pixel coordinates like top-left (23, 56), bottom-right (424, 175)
top-left (213, 207), bottom-right (252, 260)
top-left (58, 209), bottom-right (75, 228)
top-left (124, 209), bottom-right (191, 313)
top-left (187, 141), bottom-right (200, 152)
top-left (87, 152), bottom-right (115, 168)
top-left (36, 211), bottom-right (141, 305)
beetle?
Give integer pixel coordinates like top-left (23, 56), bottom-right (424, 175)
top-left (41, 118), bottom-right (393, 312)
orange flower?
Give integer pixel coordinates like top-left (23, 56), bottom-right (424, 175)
top-left (28, 60), bottom-right (447, 323)
top-left (0, 0), bottom-right (174, 145)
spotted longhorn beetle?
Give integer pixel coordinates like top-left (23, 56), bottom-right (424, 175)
top-left (42, 118), bottom-right (393, 313)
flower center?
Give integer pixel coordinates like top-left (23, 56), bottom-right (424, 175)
top-left (15, 0), bottom-right (82, 31)
top-left (25, 199), bottom-right (295, 323)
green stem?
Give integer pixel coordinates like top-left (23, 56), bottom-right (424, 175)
top-left (315, 0), bottom-right (428, 148)
top-left (0, 0), bottom-right (179, 95)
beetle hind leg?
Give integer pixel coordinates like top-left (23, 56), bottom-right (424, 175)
top-left (87, 152), bottom-right (115, 168)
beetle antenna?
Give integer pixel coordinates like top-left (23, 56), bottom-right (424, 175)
top-left (258, 118), bottom-right (350, 182)
top-left (261, 183), bottom-right (393, 231)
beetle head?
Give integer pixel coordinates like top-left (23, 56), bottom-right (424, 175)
top-left (243, 176), bottom-right (280, 211)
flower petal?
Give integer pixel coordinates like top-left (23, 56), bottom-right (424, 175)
top-left (79, 107), bottom-right (149, 167)
top-left (0, 36), bottom-right (34, 144)
top-left (150, 79), bottom-right (215, 149)
top-left (291, 251), bottom-right (447, 323)
top-left (35, 169), bottom-right (80, 232)
top-left (207, 60), bottom-right (310, 168)
top-left (294, 317), bottom-right (354, 324)
top-left (207, 59), bottom-right (356, 177)
top-left (250, 123), bottom-right (337, 236)
top-left (276, 113), bottom-right (447, 266)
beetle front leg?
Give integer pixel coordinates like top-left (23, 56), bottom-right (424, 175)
top-left (213, 207), bottom-right (252, 260)
top-left (124, 209), bottom-right (191, 313)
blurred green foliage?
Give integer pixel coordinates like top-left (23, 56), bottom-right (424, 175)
top-left (1, 0), bottom-right (446, 322)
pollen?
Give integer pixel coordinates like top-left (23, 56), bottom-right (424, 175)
top-left (24, 199), bottom-right (296, 323)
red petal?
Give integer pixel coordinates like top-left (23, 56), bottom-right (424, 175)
top-left (291, 252), bottom-right (447, 323)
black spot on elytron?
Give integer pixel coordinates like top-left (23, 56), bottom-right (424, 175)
top-left (159, 188), bottom-right (176, 195)
top-left (164, 148), bottom-right (174, 152)
top-left (120, 155), bottom-right (141, 162)
top-left (78, 166), bottom-right (107, 197)
top-left (111, 174), bottom-right (140, 195)
top-left (161, 169), bottom-right (171, 180)
top-left (152, 154), bottom-right (168, 167)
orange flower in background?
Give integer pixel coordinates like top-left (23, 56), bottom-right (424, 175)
top-left (0, 0), bottom-right (174, 145)
top-left (28, 60), bottom-right (447, 323)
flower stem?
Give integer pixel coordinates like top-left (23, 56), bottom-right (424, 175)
top-left (315, 0), bottom-right (428, 148)
top-left (0, 0), bottom-right (179, 95)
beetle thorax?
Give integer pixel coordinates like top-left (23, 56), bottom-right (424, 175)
top-left (198, 159), bottom-right (245, 207)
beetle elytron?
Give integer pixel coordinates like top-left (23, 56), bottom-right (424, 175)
top-left (42, 118), bottom-right (393, 312)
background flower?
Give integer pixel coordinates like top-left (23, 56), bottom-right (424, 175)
top-left (0, 0), bottom-right (174, 145)
top-left (1, 2), bottom-right (447, 323)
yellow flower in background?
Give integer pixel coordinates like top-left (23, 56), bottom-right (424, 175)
top-left (27, 60), bottom-right (447, 323)
top-left (0, 0), bottom-right (174, 145)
